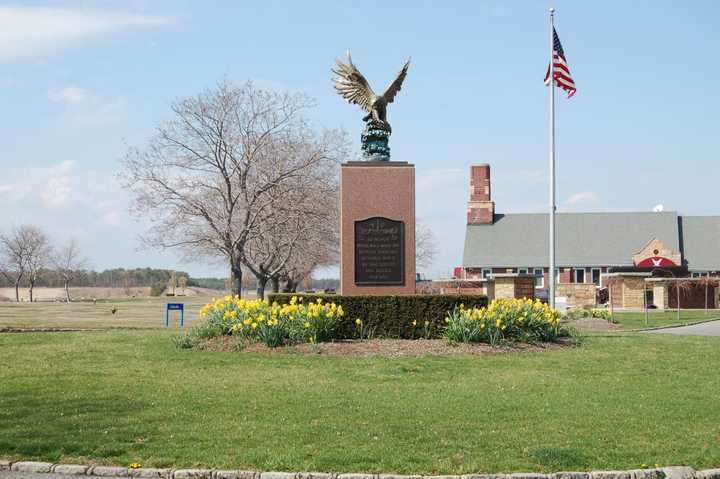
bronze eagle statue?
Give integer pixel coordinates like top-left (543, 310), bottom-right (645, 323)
top-left (332, 51), bottom-right (410, 131)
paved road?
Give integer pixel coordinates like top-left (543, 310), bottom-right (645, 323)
top-left (1, 474), bottom-right (130, 479)
top-left (646, 319), bottom-right (720, 336)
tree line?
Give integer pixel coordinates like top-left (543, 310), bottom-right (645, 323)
top-left (0, 225), bottom-right (192, 302)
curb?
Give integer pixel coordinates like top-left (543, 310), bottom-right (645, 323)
top-left (0, 327), bottom-right (166, 334)
top-left (0, 328), bottom-right (101, 333)
top-left (2, 461), bottom-right (720, 479)
top-left (631, 317), bottom-right (720, 333)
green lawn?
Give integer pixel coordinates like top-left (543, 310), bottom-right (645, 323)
top-left (1, 331), bottom-right (720, 473)
top-left (612, 309), bottom-right (720, 330)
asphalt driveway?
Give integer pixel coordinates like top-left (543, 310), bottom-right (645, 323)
top-left (646, 319), bottom-right (720, 336)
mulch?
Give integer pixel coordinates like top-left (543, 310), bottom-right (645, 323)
top-left (197, 336), bottom-right (576, 357)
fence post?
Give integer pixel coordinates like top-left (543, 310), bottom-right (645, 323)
top-left (644, 279), bottom-right (648, 326)
top-left (676, 279), bottom-right (681, 322)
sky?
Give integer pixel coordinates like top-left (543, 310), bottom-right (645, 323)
top-left (1, 1), bottom-right (719, 279)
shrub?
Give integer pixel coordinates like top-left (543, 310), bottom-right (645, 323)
top-left (444, 298), bottom-right (567, 346)
top-left (562, 308), bottom-right (614, 323)
top-left (591, 308), bottom-right (613, 321)
top-left (268, 293), bottom-right (489, 339)
top-left (150, 282), bottom-right (166, 297)
top-left (172, 332), bottom-right (196, 349)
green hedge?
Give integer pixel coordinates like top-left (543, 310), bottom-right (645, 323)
top-left (267, 293), bottom-right (488, 339)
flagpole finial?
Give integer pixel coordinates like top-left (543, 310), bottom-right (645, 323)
top-left (549, 7), bottom-right (555, 14)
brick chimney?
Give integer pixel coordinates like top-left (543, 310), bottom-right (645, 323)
top-left (467, 164), bottom-right (495, 224)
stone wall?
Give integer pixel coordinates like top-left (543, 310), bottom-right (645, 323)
top-left (652, 283), bottom-right (669, 309)
top-left (556, 283), bottom-right (597, 308)
top-left (432, 276), bottom-right (535, 301)
top-left (622, 276), bottom-right (646, 309)
top-left (607, 277), bottom-right (623, 309)
top-left (493, 277), bottom-right (515, 299)
top-left (432, 279), bottom-right (489, 296)
top-left (493, 275), bottom-right (535, 301)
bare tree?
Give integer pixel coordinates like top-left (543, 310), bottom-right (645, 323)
top-left (177, 275), bottom-right (187, 295)
top-left (120, 80), bottom-right (348, 297)
top-left (416, 222), bottom-right (438, 271)
top-left (277, 201), bottom-right (339, 293)
top-left (279, 238), bottom-right (338, 293)
top-left (0, 226), bottom-right (32, 302)
top-left (243, 148), bottom-right (339, 299)
top-left (51, 238), bottom-right (87, 303)
top-left (23, 226), bottom-right (51, 302)
top-left (167, 271), bottom-right (178, 296)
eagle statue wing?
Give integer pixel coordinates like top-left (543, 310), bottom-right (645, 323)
top-left (332, 51), bottom-right (375, 113)
top-left (380, 57), bottom-right (411, 104)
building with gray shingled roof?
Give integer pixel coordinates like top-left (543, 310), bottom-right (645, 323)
top-left (461, 164), bottom-right (720, 292)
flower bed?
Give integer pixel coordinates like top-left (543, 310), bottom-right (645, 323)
top-left (444, 298), bottom-right (569, 346)
top-left (189, 295), bottom-right (343, 347)
top-left (176, 296), bottom-right (572, 350)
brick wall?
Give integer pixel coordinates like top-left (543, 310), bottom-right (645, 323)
top-left (467, 164), bottom-right (495, 225)
top-left (514, 276), bottom-right (536, 299)
top-left (469, 164), bottom-right (491, 201)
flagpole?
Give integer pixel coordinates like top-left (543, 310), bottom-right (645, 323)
top-left (549, 7), bottom-right (556, 309)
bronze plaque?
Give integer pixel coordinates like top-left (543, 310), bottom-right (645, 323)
top-left (354, 217), bottom-right (405, 285)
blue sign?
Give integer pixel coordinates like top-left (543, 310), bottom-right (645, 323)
top-left (166, 303), bottom-right (185, 327)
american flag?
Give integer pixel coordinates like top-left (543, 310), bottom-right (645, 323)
top-left (544, 27), bottom-right (576, 98)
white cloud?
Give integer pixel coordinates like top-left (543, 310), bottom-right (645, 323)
top-left (0, 6), bottom-right (175, 61)
top-left (2, 160), bottom-right (77, 208)
top-left (65, 97), bottom-right (127, 127)
top-left (100, 210), bottom-right (123, 227)
top-left (563, 191), bottom-right (599, 210)
top-left (48, 86), bottom-right (87, 104)
top-left (0, 161), bottom-right (226, 277)
top-left (46, 86), bottom-right (127, 127)
top-left (41, 176), bottom-right (73, 208)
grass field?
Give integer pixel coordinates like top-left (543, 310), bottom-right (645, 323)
top-left (1, 330), bottom-right (719, 473)
top-left (612, 309), bottom-right (720, 330)
top-left (0, 296), bottom-right (213, 329)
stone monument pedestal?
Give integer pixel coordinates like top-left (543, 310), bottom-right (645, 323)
top-left (340, 161), bottom-right (416, 295)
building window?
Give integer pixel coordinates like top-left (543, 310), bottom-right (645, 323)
top-left (534, 268), bottom-right (544, 288)
top-left (519, 268), bottom-right (528, 275)
top-left (555, 268), bottom-right (560, 282)
top-left (591, 268), bottom-right (601, 285)
top-left (482, 268), bottom-right (491, 279)
top-left (575, 268), bottom-right (585, 283)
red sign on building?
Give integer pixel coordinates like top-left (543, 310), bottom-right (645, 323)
top-left (635, 256), bottom-right (677, 268)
